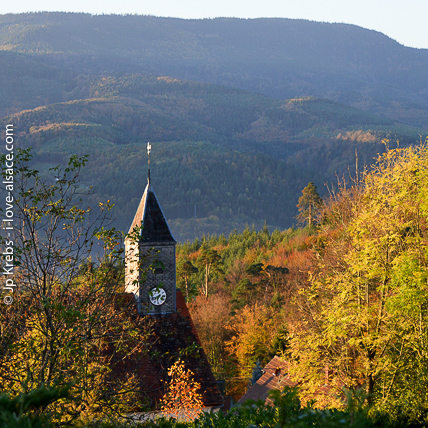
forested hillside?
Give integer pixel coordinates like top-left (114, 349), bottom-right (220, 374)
top-left (1, 72), bottom-right (424, 240)
top-left (0, 13), bottom-right (427, 239)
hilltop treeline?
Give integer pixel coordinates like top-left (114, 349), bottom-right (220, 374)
top-left (1, 13), bottom-right (428, 127)
top-left (0, 13), bottom-right (427, 239)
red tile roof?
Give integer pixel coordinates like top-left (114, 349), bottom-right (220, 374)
top-left (238, 356), bottom-right (297, 405)
top-left (238, 356), bottom-right (338, 408)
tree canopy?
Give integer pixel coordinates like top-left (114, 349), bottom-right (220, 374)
top-left (290, 142), bottom-right (428, 423)
top-left (0, 149), bottom-right (152, 423)
top-left (297, 181), bottom-right (323, 227)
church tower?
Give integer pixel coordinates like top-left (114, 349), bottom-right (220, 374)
top-left (125, 143), bottom-right (177, 314)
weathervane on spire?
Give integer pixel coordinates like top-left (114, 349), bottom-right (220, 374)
top-left (147, 142), bottom-right (152, 187)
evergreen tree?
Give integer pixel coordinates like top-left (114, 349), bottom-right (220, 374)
top-left (297, 182), bottom-right (323, 227)
top-left (177, 260), bottom-right (198, 301)
top-left (249, 360), bottom-right (263, 386)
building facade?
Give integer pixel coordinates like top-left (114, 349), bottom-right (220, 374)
top-left (125, 183), bottom-right (177, 315)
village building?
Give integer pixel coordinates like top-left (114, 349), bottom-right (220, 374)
top-left (238, 356), bottom-right (337, 408)
top-left (121, 143), bottom-right (223, 412)
top-left (238, 356), bottom-right (296, 405)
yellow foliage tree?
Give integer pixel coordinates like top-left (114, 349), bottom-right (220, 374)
top-left (161, 359), bottom-right (203, 421)
top-left (0, 149), bottom-right (151, 423)
top-left (291, 141), bottom-right (428, 414)
top-left (226, 304), bottom-right (278, 378)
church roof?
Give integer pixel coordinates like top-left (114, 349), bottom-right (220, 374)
top-left (128, 184), bottom-right (176, 243)
top-left (109, 290), bottom-right (224, 410)
top-left (149, 289), bottom-right (224, 407)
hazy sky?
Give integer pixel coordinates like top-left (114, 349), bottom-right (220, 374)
top-left (2, 0), bottom-right (427, 49)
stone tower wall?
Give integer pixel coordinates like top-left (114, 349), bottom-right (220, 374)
top-left (138, 243), bottom-right (176, 315)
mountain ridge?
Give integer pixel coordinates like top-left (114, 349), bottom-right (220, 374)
top-left (0, 13), bottom-right (427, 126)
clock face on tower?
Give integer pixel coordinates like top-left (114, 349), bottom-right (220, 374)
top-left (149, 287), bottom-right (167, 306)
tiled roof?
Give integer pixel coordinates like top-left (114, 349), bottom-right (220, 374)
top-left (238, 356), bottom-right (297, 405)
top-left (238, 356), bottom-right (339, 408)
top-left (128, 185), bottom-right (176, 243)
top-left (110, 290), bottom-right (223, 411)
top-left (147, 290), bottom-right (223, 408)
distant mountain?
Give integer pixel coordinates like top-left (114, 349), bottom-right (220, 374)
top-left (0, 13), bottom-right (427, 240)
top-left (2, 73), bottom-right (424, 240)
top-left (0, 13), bottom-right (428, 127)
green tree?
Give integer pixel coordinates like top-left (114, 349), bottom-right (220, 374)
top-left (269, 324), bottom-right (290, 359)
top-left (246, 262), bottom-right (289, 298)
top-left (177, 260), bottom-right (198, 301)
top-left (249, 360), bottom-right (263, 386)
top-left (0, 385), bottom-right (70, 428)
top-left (0, 149), bottom-right (151, 423)
top-left (291, 144), bottom-right (428, 422)
top-left (230, 278), bottom-right (257, 313)
top-left (297, 182), bottom-right (323, 227)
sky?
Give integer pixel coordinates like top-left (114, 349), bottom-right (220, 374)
top-left (1, 0), bottom-right (427, 50)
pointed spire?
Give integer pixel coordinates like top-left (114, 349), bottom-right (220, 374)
top-left (127, 142), bottom-right (175, 242)
top-left (128, 186), bottom-right (175, 242)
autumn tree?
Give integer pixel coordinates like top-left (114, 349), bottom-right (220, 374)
top-left (0, 149), bottom-right (150, 423)
top-left (297, 182), bottom-right (323, 227)
top-left (226, 304), bottom-right (279, 378)
top-left (160, 359), bottom-right (203, 421)
top-left (188, 293), bottom-right (231, 373)
top-left (291, 143), bottom-right (428, 422)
